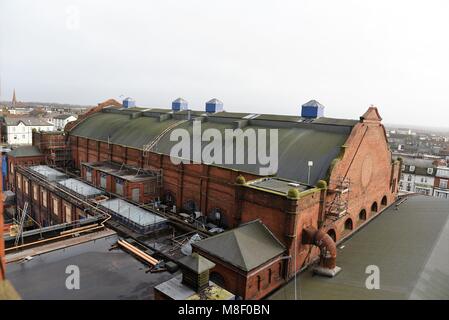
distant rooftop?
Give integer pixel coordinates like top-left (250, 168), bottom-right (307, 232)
top-left (52, 114), bottom-right (76, 120)
top-left (4, 117), bottom-right (53, 126)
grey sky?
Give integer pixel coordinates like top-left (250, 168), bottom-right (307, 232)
top-left (1, 0), bottom-right (448, 127)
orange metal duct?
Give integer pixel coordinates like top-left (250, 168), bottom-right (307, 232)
top-left (302, 226), bottom-right (337, 270)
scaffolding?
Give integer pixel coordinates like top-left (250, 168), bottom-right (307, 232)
top-left (46, 135), bottom-right (72, 167)
top-left (325, 176), bottom-right (350, 219)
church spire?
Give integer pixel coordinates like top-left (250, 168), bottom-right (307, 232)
top-left (12, 89), bottom-right (17, 108)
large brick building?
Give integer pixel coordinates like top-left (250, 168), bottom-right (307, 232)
top-left (15, 98), bottom-right (400, 299)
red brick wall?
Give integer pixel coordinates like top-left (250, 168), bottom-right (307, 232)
top-left (7, 155), bottom-right (45, 191)
top-left (15, 168), bottom-right (86, 226)
top-left (1, 155), bottom-right (5, 280)
top-left (325, 120), bottom-right (398, 242)
top-left (71, 138), bottom-right (257, 222)
top-left (193, 246), bottom-right (286, 300)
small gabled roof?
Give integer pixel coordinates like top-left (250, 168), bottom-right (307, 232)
top-left (193, 220), bottom-right (286, 272)
top-left (5, 117), bottom-right (53, 126)
top-left (177, 253), bottom-right (216, 274)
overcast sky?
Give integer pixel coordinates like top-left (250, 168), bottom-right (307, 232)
top-left (1, 0), bottom-right (448, 127)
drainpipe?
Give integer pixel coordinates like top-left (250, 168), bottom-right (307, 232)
top-left (302, 226), bottom-right (341, 277)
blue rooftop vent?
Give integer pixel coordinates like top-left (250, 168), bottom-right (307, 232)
top-left (172, 98), bottom-right (188, 112)
top-left (205, 98), bottom-right (224, 113)
top-left (301, 100), bottom-right (325, 118)
top-left (122, 97), bottom-right (136, 109)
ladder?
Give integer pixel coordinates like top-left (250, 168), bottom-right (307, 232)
top-left (15, 201), bottom-right (29, 246)
top-left (143, 120), bottom-right (188, 156)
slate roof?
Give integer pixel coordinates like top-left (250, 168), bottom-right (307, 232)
top-left (8, 146), bottom-right (43, 158)
top-left (192, 220), bottom-right (286, 272)
top-left (269, 195), bottom-right (449, 300)
top-left (69, 108), bottom-right (358, 184)
top-left (395, 156), bottom-right (437, 177)
top-left (4, 117), bottom-right (53, 126)
top-left (177, 253), bottom-right (216, 274)
top-left (53, 114), bottom-right (75, 120)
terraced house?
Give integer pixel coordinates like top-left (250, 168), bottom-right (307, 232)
top-left (12, 97), bottom-right (400, 299)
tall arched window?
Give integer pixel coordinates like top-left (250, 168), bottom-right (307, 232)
top-left (344, 218), bottom-right (353, 230)
top-left (381, 196), bottom-right (388, 207)
top-left (371, 202), bottom-right (378, 213)
top-left (359, 209), bottom-right (367, 221)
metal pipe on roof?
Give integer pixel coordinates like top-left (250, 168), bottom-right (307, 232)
top-left (302, 226), bottom-right (337, 270)
top-left (117, 240), bottom-right (158, 266)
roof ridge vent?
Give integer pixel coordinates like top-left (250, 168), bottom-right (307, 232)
top-left (301, 100), bottom-right (325, 118)
top-left (172, 98), bottom-right (188, 112)
top-left (205, 98), bottom-right (224, 113)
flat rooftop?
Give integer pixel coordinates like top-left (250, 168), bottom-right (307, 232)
top-left (269, 195), bottom-right (449, 300)
top-left (58, 178), bottom-right (104, 197)
top-left (247, 177), bottom-right (310, 195)
top-left (99, 198), bottom-right (167, 227)
top-left (83, 161), bottom-right (158, 182)
top-left (29, 165), bottom-right (67, 181)
top-left (6, 233), bottom-right (175, 299)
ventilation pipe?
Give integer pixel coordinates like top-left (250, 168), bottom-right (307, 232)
top-left (302, 226), bottom-right (341, 277)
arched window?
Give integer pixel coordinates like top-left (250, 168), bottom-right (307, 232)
top-left (163, 191), bottom-right (175, 206)
top-left (208, 208), bottom-right (228, 228)
top-left (183, 200), bottom-right (198, 214)
top-left (371, 202), bottom-right (378, 213)
top-left (327, 229), bottom-right (337, 242)
top-left (257, 275), bottom-right (262, 291)
top-left (381, 196), bottom-right (388, 207)
top-left (359, 209), bottom-right (367, 221)
top-left (344, 218), bottom-right (353, 230)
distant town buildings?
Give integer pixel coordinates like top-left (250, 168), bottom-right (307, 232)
top-left (434, 166), bottom-right (449, 199)
top-left (388, 125), bottom-right (449, 198)
top-left (0, 117), bottom-right (54, 145)
top-left (50, 114), bottom-right (77, 130)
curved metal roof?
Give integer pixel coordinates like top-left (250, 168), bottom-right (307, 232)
top-left (69, 109), bottom-right (356, 184)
